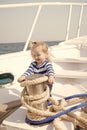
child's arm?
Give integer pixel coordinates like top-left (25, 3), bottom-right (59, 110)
top-left (48, 75), bottom-right (55, 84)
top-left (17, 62), bottom-right (34, 83)
top-left (46, 62), bottom-right (55, 84)
top-left (17, 75), bottom-right (26, 83)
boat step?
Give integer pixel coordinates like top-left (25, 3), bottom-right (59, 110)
top-left (55, 70), bottom-right (87, 78)
top-left (53, 58), bottom-right (87, 63)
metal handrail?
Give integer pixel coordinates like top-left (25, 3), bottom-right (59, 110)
top-left (0, 2), bottom-right (87, 51)
top-left (0, 2), bottom-right (87, 7)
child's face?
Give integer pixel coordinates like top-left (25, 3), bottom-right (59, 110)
top-left (31, 46), bottom-right (47, 65)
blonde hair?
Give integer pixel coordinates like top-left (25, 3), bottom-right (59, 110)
top-left (29, 41), bottom-right (51, 61)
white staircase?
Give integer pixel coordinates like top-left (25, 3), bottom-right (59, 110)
top-left (53, 57), bottom-right (87, 79)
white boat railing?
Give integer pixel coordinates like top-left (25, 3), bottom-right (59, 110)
top-left (0, 2), bottom-right (87, 51)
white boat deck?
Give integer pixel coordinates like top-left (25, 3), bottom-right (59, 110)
top-left (1, 106), bottom-right (74, 130)
top-left (0, 51), bottom-right (32, 103)
top-left (1, 79), bottom-right (86, 130)
top-left (0, 36), bottom-right (87, 130)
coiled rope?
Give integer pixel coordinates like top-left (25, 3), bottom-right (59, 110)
top-left (21, 75), bottom-right (87, 130)
top-left (25, 94), bottom-right (87, 124)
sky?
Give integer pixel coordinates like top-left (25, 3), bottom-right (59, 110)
top-left (0, 0), bottom-right (87, 43)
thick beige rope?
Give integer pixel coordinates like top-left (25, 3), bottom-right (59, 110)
top-left (67, 112), bottom-right (87, 128)
top-left (21, 86), bottom-right (56, 117)
top-left (21, 75), bottom-right (48, 87)
top-left (20, 75), bottom-right (87, 129)
top-left (53, 118), bottom-right (63, 130)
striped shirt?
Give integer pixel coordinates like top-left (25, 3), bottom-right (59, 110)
top-left (23, 60), bottom-right (54, 77)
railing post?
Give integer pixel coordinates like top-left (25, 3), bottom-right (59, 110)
top-left (23, 5), bottom-right (42, 51)
top-left (65, 4), bottom-right (72, 41)
top-left (77, 4), bottom-right (83, 38)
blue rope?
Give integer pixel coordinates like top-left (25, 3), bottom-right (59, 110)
top-left (25, 93), bottom-right (87, 125)
top-left (48, 93), bottom-right (87, 106)
top-left (64, 93), bottom-right (87, 100)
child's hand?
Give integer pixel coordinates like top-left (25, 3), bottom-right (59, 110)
top-left (17, 75), bottom-right (26, 83)
top-left (48, 76), bottom-right (55, 84)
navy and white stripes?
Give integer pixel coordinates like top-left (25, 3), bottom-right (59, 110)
top-left (23, 60), bottom-right (54, 77)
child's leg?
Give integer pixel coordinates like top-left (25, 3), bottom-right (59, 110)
top-left (48, 84), bottom-right (52, 96)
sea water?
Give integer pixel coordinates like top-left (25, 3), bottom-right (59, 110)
top-left (0, 41), bottom-right (60, 55)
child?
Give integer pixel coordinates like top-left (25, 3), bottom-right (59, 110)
top-left (18, 41), bottom-right (55, 95)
